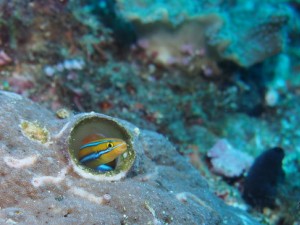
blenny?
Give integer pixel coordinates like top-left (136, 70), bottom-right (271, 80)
top-left (78, 134), bottom-right (127, 172)
top-left (242, 147), bottom-right (285, 209)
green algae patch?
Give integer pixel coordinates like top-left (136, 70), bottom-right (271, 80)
top-left (20, 120), bottom-right (49, 144)
top-left (56, 108), bottom-right (71, 119)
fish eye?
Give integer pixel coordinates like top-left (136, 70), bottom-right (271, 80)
top-left (107, 142), bottom-right (113, 148)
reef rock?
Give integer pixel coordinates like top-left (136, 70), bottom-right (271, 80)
top-left (118, 0), bottom-right (289, 68)
top-left (0, 91), bottom-right (260, 224)
top-left (207, 139), bottom-right (254, 178)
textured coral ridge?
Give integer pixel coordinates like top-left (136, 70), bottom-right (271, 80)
top-left (118, 0), bottom-right (289, 67)
top-left (0, 91), bottom-right (260, 225)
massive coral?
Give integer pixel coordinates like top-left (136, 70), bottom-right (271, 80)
top-left (0, 91), bottom-right (260, 224)
top-left (117, 0), bottom-right (290, 69)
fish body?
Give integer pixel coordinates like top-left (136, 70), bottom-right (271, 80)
top-left (242, 147), bottom-right (285, 209)
top-left (78, 137), bottom-right (127, 172)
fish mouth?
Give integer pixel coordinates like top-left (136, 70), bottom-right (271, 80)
top-left (115, 142), bottom-right (127, 154)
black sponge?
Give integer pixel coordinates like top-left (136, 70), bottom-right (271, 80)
top-left (242, 147), bottom-right (285, 209)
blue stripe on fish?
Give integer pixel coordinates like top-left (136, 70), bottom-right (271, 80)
top-left (80, 140), bottom-right (111, 150)
top-left (79, 148), bottom-right (112, 163)
top-left (79, 145), bottom-right (121, 164)
top-left (96, 164), bottom-right (113, 172)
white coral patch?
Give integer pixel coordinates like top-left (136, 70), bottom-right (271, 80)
top-left (69, 187), bottom-right (109, 205)
top-left (176, 192), bottom-right (213, 211)
top-left (31, 167), bottom-right (69, 187)
top-left (207, 139), bottom-right (254, 177)
top-left (4, 155), bottom-right (38, 169)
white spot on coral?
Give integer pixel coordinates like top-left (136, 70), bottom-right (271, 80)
top-left (69, 187), bottom-right (109, 205)
top-left (31, 167), bottom-right (69, 187)
top-left (102, 194), bottom-right (112, 204)
top-left (234, 213), bottom-right (255, 225)
top-left (4, 155), bottom-right (38, 169)
top-left (122, 152), bottom-right (128, 158)
top-left (144, 201), bottom-right (162, 225)
top-left (176, 192), bottom-right (188, 203)
top-left (133, 127), bottom-right (140, 136)
top-left (5, 218), bottom-right (18, 224)
top-left (265, 89), bottom-right (279, 107)
top-left (176, 192), bottom-right (213, 211)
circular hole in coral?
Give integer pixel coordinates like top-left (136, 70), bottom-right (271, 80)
top-left (68, 115), bottom-right (135, 176)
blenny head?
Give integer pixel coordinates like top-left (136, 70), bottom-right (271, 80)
top-left (78, 136), bottom-right (128, 171)
top-left (105, 138), bottom-right (128, 157)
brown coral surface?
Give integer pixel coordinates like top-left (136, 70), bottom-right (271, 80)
top-left (0, 91), bottom-right (260, 225)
